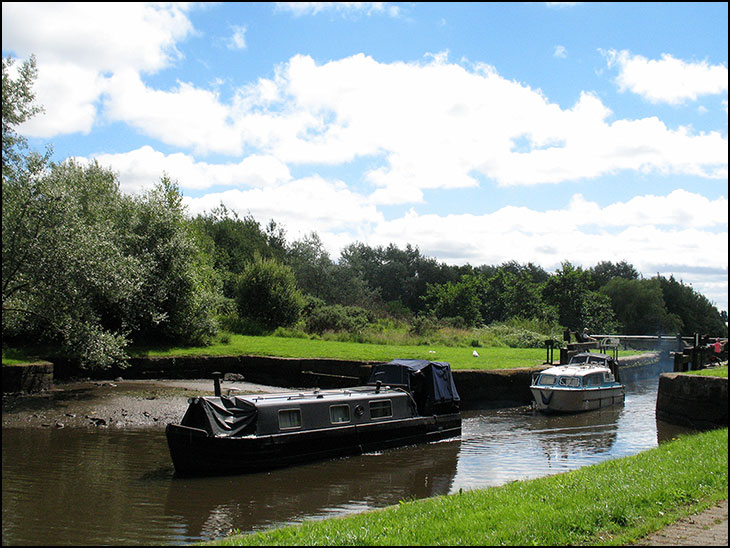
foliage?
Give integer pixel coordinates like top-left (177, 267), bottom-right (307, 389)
top-left (589, 259), bottom-right (639, 289)
top-left (2, 55), bottom-right (43, 172)
top-left (302, 300), bottom-right (374, 335)
top-left (601, 277), bottom-right (682, 335)
top-left (191, 205), bottom-right (281, 298)
top-left (2, 161), bottom-right (221, 367)
top-left (235, 256), bottom-right (304, 331)
top-left (423, 273), bottom-right (485, 327)
top-left (542, 261), bottom-right (594, 330)
top-left (2, 57), bottom-right (223, 367)
top-left (658, 275), bottom-right (728, 336)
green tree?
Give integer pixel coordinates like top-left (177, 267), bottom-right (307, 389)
top-left (118, 176), bottom-right (221, 345)
top-left (3, 160), bottom-right (140, 367)
top-left (2, 57), bottom-right (220, 366)
top-left (423, 273), bottom-right (485, 327)
top-left (589, 260), bottom-right (639, 290)
top-left (658, 275), bottom-right (727, 336)
top-left (286, 232), bottom-right (336, 301)
top-left (600, 277), bottom-right (681, 335)
top-left (542, 262), bottom-right (594, 331)
top-left (2, 55), bottom-right (43, 172)
top-left (191, 205), bottom-right (275, 298)
top-left (235, 256), bottom-right (304, 331)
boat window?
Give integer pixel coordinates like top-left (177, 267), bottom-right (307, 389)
top-left (558, 376), bottom-right (581, 387)
top-left (538, 374), bottom-right (557, 386)
top-left (584, 373), bottom-right (603, 387)
top-left (278, 408), bottom-right (302, 429)
top-left (329, 404), bottom-right (350, 424)
top-left (369, 400), bottom-right (392, 419)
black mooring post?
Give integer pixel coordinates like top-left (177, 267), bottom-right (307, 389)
top-left (212, 371), bottom-right (222, 397)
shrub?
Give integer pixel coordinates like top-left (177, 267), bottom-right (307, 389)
top-left (235, 257), bottom-right (304, 331)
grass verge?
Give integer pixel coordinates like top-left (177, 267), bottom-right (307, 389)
top-left (203, 427), bottom-right (728, 546)
top-left (686, 364), bottom-right (728, 378)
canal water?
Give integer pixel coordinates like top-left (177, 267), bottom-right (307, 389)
top-left (2, 361), bottom-right (694, 546)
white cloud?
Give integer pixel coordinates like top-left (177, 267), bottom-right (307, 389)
top-left (275, 2), bottom-right (401, 18)
top-left (604, 49), bottom-right (729, 104)
top-left (85, 146), bottom-right (292, 194)
top-left (103, 70), bottom-right (244, 156)
top-left (2, 2), bottom-right (195, 137)
top-left (2, 3), bottom-right (193, 73)
top-left (182, 175), bottom-right (383, 237)
top-left (227, 25), bottom-right (247, 50)
top-left (554, 45), bottom-right (567, 58)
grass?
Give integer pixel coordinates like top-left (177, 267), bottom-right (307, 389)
top-left (131, 333), bottom-right (555, 370)
top-left (686, 364), bottom-right (728, 378)
top-left (203, 427), bottom-right (728, 546)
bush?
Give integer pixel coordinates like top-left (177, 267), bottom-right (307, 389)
top-left (235, 257), bottom-right (304, 331)
top-left (303, 303), bottom-right (373, 334)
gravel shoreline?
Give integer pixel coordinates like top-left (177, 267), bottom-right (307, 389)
top-left (2, 377), bottom-right (290, 429)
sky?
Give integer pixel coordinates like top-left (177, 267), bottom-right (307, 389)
top-left (2, 2), bottom-right (728, 313)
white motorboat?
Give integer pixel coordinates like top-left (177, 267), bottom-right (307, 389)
top-left (530, 352), bottom-right (624, 413)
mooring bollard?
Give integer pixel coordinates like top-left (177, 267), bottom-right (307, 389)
top-left (212, 371), bottom-right (222, 397)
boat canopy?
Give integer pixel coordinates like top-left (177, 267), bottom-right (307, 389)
top-left (180, 396), bottom-right (257, 438)
top-left (368, 359), bottom-right (460, 414)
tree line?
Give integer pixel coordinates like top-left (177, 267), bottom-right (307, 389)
top-left (3, 56), bottom-right (727, 369)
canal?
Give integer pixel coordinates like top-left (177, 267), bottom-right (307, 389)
top-left (2, 360), bottom-right (695, 546)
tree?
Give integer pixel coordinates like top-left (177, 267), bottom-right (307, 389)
top-left (3, 57), bottom-right (220, 366)
top-left (2, 55), bottom-right (43, 172)
top-left (542, 262), bottom-right (594, 331)
top-left (600, 277), bottom-right (681, 335)
top-left (658, 275), bottom-right (727, 336)
top-left (191, 204), bottom-right (275, 298)
top-left (3, 160), bottom-right (141, 367)
top-left (423, 273), bottom-right (485, 327)
top-left (285, 232), bottom-right (336, 301)
top-left (589, 260), bottom-right (639, 290)
top-left (235, 256), bottom-right (304, 331)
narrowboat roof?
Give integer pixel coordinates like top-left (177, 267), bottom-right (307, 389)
top-left (240, 386), bottom-right (409, 409)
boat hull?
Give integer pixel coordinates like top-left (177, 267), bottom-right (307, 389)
top-left (166, 413), bottom-right (461, 476)
top-left (531, 386), bottom-right (625, 413)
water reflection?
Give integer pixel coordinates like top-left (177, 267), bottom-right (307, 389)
top-left (162, 439), bottom-right (461, 542)
top-left (2, 365), bottom-right (701, 546)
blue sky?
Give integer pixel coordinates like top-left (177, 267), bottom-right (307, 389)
top-left (3, 2), bottom-right (728, 312)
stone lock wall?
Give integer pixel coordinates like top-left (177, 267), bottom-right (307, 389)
top-left (655, 372), bottom-right (728, 429)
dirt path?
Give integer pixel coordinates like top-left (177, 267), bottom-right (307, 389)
top-left (633, 499), bottom-right (728, 546)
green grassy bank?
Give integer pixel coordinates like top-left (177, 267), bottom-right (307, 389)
top-left (130, 333), bottom-right (553, 370)
top-left (687, 364), bottom-right (728, 377)
top-left (204, 427), bottom-right (728, 546)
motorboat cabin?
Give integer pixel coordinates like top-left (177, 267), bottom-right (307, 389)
top-left (166, 359), bottom-right (461, 476)
top-left (530, 352), bottom-right (624, 413)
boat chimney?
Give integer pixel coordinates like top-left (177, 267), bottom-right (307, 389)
top-left (212, 371), bottom-right (222, 397)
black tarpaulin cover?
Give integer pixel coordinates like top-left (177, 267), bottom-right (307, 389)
top-left (369, 359), bottom-right (460, 414)
top-left (180, 396), bottom-right (257, 438)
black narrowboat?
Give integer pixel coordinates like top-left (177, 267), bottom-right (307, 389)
top-left (165, 359), bottom-right (461, 476)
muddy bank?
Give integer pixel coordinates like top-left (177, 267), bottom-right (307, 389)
top-left (1, 378), bottom-right (289, 429)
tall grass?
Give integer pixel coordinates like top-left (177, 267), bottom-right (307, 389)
top-left (204, 428), bottom-right (728, 546)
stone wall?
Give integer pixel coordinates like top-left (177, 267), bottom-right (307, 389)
top-left (2, 362), bottom-right (54, 393)
top-left (656, 372), bottom-right (728, 429)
